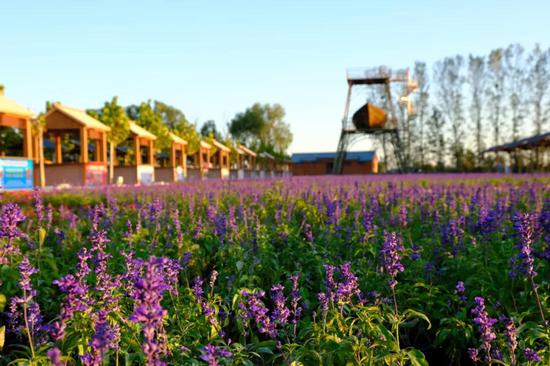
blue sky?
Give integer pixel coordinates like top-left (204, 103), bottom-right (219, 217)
top-left (2, 0), bottom-right (548, 153)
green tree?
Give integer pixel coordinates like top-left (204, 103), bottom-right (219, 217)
top-left (467, 55), bottom-right (486, 167)
top-left (135, 101), bottom-right (171, 151)
top-left (412, 61), bottom-right (430, 168)
top-left (30, 102), bottom-right (54, 187)
top-left (426, 107), bottom-right (446, 170)
top-left (88, 96), bottom-right (130, 183)
top-left (434, 55), bottom-right (465, 170)
top-left (153, 101), bottom-right (201, 155)
top-left (228, 103), bottom-right (265, 147)
top-left (200, 120), bottom-right (222, 141)
top-left (228, 103), bottom-right (292, 157)
top-left (486, 48), bottom-right (506, 147)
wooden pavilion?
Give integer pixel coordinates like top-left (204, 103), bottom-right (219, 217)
top-left (484, 132), bottom-right (550, 172)
top-left (0, 87), bottom-right (35, 189)
top-left (258, 152), bottom-right (276, 178)
top-left (114, 122), bottom-right (156, 185)
top-left (236, 144), bottom-right (257, 178)
top-left (209, 139), bottom-right (231, 179)
top-left (156, 132), bottom-right (188, 183)
top-left (43, 103), bottom-right (109, 187)
top-left (189, 140), bottom-right (211, 179)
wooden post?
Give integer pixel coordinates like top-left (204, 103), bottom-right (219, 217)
top-left (197, 150), bottom-right (203, 177)
top-left (94, 140), bottom-right (100, 162)
top-left (80, 127), bottom-right (89, 163)
top-left (219, 151), bottom-right (223, 175)
top-left (101, 132), bottom-right (107, 163)
top-left (134, 136), bottom-right (141, 165)
top-left (109, 142), bottom-right (115, 183)
top-left (38, 126), bottom-right (45, 187)
top-left (182, 144), bottom-right (187, 177)
top-left (55, 134), bottom-right (63, 164)
top-left (32, 135), bottom-right (37, 162)
top-left (148, 139), bottom-right (155, 166)
top-left (171, 142), bottom-right (177, 181)
top-left (23, 119), bottom-right (33, 158)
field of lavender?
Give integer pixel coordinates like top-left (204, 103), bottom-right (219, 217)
top-left (0, 174), bottom-right (549, 366)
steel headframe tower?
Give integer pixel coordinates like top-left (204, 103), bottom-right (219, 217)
top-left (332, 67), bottom-right (417, 174)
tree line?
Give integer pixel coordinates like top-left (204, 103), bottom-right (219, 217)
top-left (392, 43), bottom-right (549, 172)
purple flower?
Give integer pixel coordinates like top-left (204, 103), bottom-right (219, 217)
top-left (323, 264), bottom-right (337, 301)
top-left (47, 347), bottom-right (64, 366)
top-left (471, 297), bottom-right (497, 361)
top-left (193, 277), bottom-right (205, 306)
top-left (303, 223), bottom-right (314, 242)
top-left (523, 348), bottom-right (541, 363)
top-left (381, 232), bottom-right (405, 289)
top-left (501, 317), bottom-right (517, 364)
top-left (194, 216), bottom-right (203, 240)
top-left (200, 344), bottom-right (232, 366)
top-left (0, 202), bottom-right (26, 239)
top-left (19, 256), bottom-right (38, 291)
top-left (171, 209), bottom-right (183, 247)
top-left (336, 262), bottom-right (360, 304)
top-left (317, 292), bottom-right (329, 317)
top-left (468, 347), bottom-right (479, 362)
top-left (124, 219), bottom-right (133, 242)
top-left (398, 202), bottom-right (408, 227)
top-left (455, 281), bottom-right (467, 301)
top-left (82, 312), bottom-right (120, 366)
top-left (441, 216), bottom-right (465, 256)
top-left (289, 273), bottom-right (302, 327)
top-left (270, 284), bottom-right (290, 326)
top-left (53, 248), bottom-right (92, 339)
top-left (182, 252), bottom-right (192, 268)
top-left (7, 257), bottom-right (44, 345)
top-left (239, 289), bottom-right (277, 338)
top-left (193, 276), bottom-right (220, 331)
top-left (129, 256), bottom-right (179, 366)
top-left (512, 212), bottom-right (537, 278)
top-left (210, 270), bottom-right (219, 290)
top-left (33, 189), bottom-right (45, 223)
top-left (410, 243), bottom-right (421, 261)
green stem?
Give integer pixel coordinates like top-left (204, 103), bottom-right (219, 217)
top-left (391, 286), bottom-right (400, 353)
top-left (391, 286), bottom-right (399, 317)
top-left (531, 277), bottom-right (546, 323)
top-left (22, 289), bottom-right (36, 360)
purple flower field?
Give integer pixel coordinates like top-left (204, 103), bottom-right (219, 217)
top-left (0, 174), bottom-right (548, 365)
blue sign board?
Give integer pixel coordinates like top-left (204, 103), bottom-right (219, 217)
top-left (0, 158), bottom-right (34, 190)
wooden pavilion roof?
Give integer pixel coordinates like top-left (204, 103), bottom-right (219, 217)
top-left (211, 139), bottom-right (231, 152)
top-left (200, 140), bottom-right (212, 149)
top-left (485, 132), bottom-right (550, 153)
top-left (46, 103), bottom-right (111, 132)
top-left (129, 121), bottom-right (156, 140)
top-left (0, 92), bottom-right (34, 119)
top-left (238, 144), bottom-right (257, 157)
top-left (169, 132), bottom-right (187, 145)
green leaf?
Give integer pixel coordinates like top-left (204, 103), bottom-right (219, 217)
top-left (38, 227), bottom-right (47, 248)
top-left (402, 309), bottom-right (432, 330)
top-left (236, 260), bottom-right (244, 271)
top-left (0, 326), bottom-right (5, 351)
top-left (407, 349), bottom-right (428, 366)
top-left (256, 347), bottom-right (273, 354)
top-left (0, 294), bottom-right (6, 313)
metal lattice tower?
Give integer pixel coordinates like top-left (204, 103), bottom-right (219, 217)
top-left (332, 67), bottom-right (417, 174)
